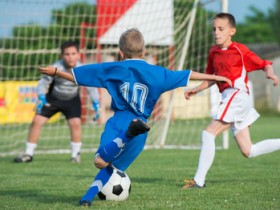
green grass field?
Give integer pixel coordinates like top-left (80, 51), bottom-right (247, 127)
top-left (0, 113), bottom-right (280, 210)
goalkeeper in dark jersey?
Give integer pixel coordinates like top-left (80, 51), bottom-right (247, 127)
top-left (14, 41), bottom-right (100, 163)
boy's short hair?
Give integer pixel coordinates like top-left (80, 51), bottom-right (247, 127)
top-left (214, 13), bottom-right (236, 28)
top-left (60, 41), bottom-right (79, 54)
top-left (119, 28), bottom-right (145, 58)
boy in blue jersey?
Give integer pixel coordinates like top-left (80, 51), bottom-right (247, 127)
top-left (39, 28), bottom-right (231, 206)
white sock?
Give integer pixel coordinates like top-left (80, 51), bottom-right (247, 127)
top-left (249, 139), bottom-right (280, 158)
top-left (25, 142), bottom-right (37, 156)
top-left (194, 130), bottom-right (215, 186)
top-left (71, 142), bottom-right (82, 158)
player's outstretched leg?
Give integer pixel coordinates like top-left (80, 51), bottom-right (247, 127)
top-left (97, 119), bottom-right (150, 164)
top-left (182, 130), bottom-right (215, 189)
top-left (79, 165), bottom-right (114, 206)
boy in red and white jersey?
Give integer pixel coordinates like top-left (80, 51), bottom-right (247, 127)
top-left (183, 13), bottom-right (279, 188)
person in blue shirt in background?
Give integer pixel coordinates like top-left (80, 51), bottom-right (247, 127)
top-left (14, 41), bottom-right (100, 164)
top-left (39, 28), bottom-right (231, 206)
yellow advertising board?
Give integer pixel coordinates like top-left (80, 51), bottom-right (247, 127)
top-left (0, 81), bottom-right (60, 124)
top-left (159, 81), bottom-right (210, 119)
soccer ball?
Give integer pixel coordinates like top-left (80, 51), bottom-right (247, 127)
top-left (98, 169), bottom-right (131, 201)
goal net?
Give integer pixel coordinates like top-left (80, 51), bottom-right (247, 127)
top-left (0, 0), bottom-right (227, 157)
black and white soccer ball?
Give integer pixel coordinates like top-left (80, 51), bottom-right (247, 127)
top-left (98, 169), bottom-right (131, 201)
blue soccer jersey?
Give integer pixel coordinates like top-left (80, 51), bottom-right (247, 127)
top-left (74, 59), bottom-right (191, 202)
top-left (72, 59), bottom-right (191, 118)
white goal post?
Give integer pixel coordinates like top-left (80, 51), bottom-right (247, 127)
top-left (0, 0), bottom-right (228, 157)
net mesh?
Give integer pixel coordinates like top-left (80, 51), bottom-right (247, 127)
top-left (0, 0), bottom-right (225, 156)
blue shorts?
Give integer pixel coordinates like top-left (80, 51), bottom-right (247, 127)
top-left (98, 111), bottom-right (147, 171)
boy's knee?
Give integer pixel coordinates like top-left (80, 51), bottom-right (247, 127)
top-left (94, 154), bottom-right (109, 169)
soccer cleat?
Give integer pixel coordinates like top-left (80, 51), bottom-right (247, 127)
top-left (126, 119), bottom-right (150, 138)
top-left (71, 153), bottom-right (81, 163)
top-left (182, 179), bottom-right (205, 189)
top-left (79, 200), bottom-right (91, 207)
top-left (14, 154), bottom-right (33, 163)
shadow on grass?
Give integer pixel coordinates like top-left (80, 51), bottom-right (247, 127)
top-left (0, 189), bottom-right (80, 206)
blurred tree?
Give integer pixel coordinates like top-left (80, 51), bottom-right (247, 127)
top-left (173, 0), bottom-right (214, 72)
top-left (0, 0), bottom-right (226, 78)
top-left (268, 0), bottom-right (280, 45)
top-left (0, 2), bottom-right (96, 80)
top-left (51, 2), bottom-right (96, 49)
top-left (234, 6), bottom-right (277, 43)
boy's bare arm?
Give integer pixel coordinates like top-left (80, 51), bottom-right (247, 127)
top-left (185, 71), bottom-right (232, 100)
top-left (39, 66), bottom-right (75, 82)
top-left (190, 71), bottom-right (232, 86)
top-left (184, 80), bottom-right (215, 100)
top-left (264, 65), bottom-right (279, 86)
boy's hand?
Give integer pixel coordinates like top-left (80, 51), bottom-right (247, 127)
top-left (266, 73), bottom-right (279, 86)
top-left (216, 76), bottom-right (232, 87)
top-left (264, 65), bottom-right (279, 86)
top-left (184, 88), bottom-right (199, 100)
top-left (39, 66), bottom-right (57, 76)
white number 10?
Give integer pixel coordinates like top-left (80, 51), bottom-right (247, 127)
top-left (120, 82), bottom-right (148, 113)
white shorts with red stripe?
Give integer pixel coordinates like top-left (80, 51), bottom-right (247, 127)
top-left (214, 88), bottom-right (260, 135)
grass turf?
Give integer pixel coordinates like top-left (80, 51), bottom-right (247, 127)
top-left (0, 113), bottom-right (279, 209)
